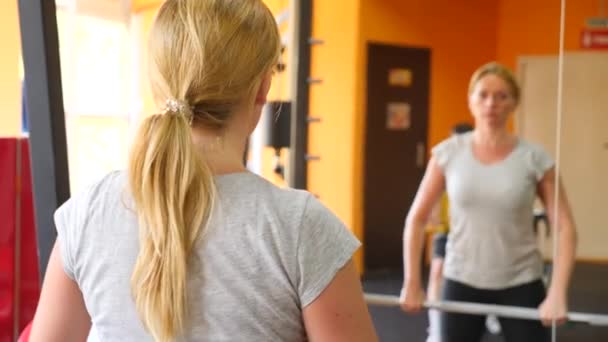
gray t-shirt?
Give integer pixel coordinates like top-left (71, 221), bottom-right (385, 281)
top-left (433, 132), bottom-right (554, 289)
top-left (55, 171), bottom-right (360, 341)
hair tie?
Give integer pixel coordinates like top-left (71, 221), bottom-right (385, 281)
top-left (163, 99), bottom-right (194, 125)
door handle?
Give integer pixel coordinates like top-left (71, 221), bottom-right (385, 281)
top-left (416, 142), bottom-right (425, 168)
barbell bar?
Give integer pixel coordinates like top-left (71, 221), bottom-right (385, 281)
top-left (364, 293), bottom-right (608, 326)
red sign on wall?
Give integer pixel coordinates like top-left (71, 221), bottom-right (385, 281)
top-left (581, 28), bottom-right (608, 49)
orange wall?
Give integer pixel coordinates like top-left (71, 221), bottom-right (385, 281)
top-left (358, 0), bottom-right (499, 151)
top-left (0, 1), bottom-right (22, 137)
top-left (496, 1), bottom-right (598, 132)
top-left (308, 0), bottom-right (500, 272)
top-left (343, 0), bottom-right (598, 272)
top-left (497, 0), bottom-right (599, 68)
top-left (346, 0), bottom-right (498, 271)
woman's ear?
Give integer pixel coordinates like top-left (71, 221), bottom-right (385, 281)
top-left (255, 73), bottom-right (272, 106)
top-left (248, 73), bottom-right (273, 133)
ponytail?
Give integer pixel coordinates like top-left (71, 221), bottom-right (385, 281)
top-left (132, 0), bottom-right (282, 338)
top-left (128, 111), bottom-right (215, 341)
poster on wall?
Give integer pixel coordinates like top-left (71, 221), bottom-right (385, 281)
top-left (388, 68), bottom-right (413, 87)
top-left (386, 102), bottom-right (411, 130)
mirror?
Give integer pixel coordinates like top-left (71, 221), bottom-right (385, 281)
top-left (14, 0), bottom-right (607, 341)
top-left (352, 1), bottom-right (602, 342)
top-left (518, 1), bottom-right (608, 341)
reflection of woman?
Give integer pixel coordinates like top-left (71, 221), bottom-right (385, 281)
top-left (425, 123), bottom-right (489, 342)
top-left (27, 1), bottom-right (378, 341)
top-left (400, 62), bottom-right (577, 342)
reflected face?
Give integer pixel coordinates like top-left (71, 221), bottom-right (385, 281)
top-left (468, 74), bottom-right (517, 128)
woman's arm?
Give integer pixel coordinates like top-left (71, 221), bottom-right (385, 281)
top-left (302, 260), bottom-right (378, 342)
top-left (537, 168), bottom-right (577, 325)
top-left (29, 242), bottom-right (91, 342)
top-left (401, 157), bottom-right (446, 312)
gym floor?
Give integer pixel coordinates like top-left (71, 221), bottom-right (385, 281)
top-left (362, 263), bottom-right (608, 342)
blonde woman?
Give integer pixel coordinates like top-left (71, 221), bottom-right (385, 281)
top-left (28, 1), bottom-right (377, 341)
top-left (400, 62), bottom-right (577, 342)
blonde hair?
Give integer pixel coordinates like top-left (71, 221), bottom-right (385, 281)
top-left (468, 62), bottom-right (521, 103)
top-left (127, 1), bottom-right (280, 341)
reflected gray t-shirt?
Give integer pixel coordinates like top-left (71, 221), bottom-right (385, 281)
top-left (433, 132), bottom-right (554, 289)
top-left (54, 171), bottom-right (360, 341)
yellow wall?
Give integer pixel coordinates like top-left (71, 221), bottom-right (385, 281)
top-left (307, 0), bottom-right (364, 270)
top-left (131, 1), bottom-right (161, 121)
top-left (259, 0), bottom-right (290, 188)
top-left (265, 0), bottom-right (291, 103)
top-left (135, 8), bottom-right (159, 118)
top-left (131, 0), bottom-right (162, 13)
top-left (0, 1), bottom-right (22, 137)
